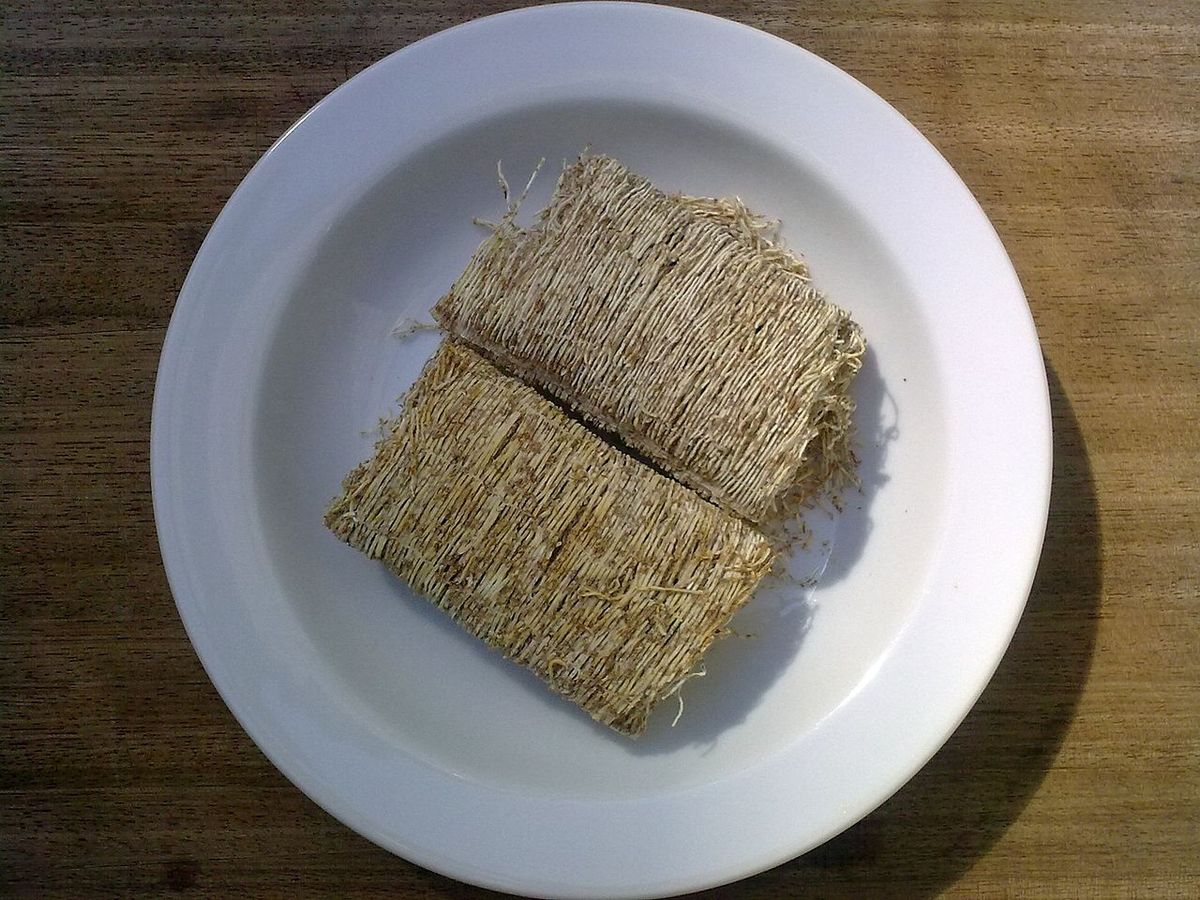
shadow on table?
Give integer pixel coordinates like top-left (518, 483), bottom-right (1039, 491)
top-left (699, 362), bottom-right (1103, 898)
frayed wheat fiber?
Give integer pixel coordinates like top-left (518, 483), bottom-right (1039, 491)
top-left (325, 341), bottom-right (773, 735)
top-left (434, 155), bottom-right (866, 523)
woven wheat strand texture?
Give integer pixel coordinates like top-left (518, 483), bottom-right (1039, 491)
top-left (325, 340), bottom-right (773, 735)
top-left (434, 155), bottom-right (865, 523)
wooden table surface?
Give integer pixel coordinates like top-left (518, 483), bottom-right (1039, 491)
top-left (3, 1), bottom-right (1197, 896)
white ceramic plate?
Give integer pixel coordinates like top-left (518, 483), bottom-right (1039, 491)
top-left (152, 3), bottom-right (1051, 897)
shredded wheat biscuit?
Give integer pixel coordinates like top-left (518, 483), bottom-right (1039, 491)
top-left (434, 155), bottom-right (866, 522)
top-left (325, 341), bottom-right (773, 735)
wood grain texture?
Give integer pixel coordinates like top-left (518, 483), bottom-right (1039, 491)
top-left (2, 1), bottom-right (1197, 897)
